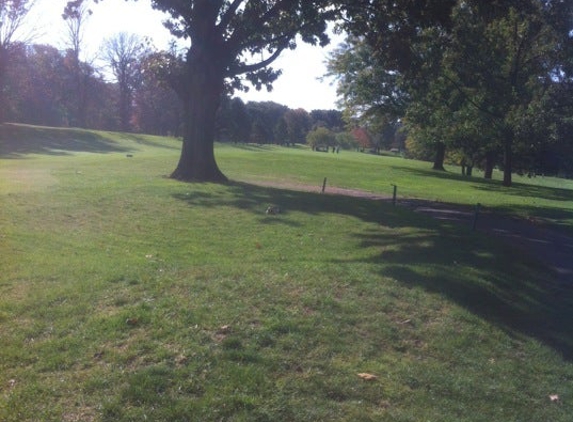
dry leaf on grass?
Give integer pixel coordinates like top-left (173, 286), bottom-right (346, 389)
top-left (357, 373), bottom-right (378, 381)
top-left (217, 325), bottom-right (231, 334)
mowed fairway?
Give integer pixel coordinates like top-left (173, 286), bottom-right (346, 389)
top-left (1, 124), bottom-right (573, 421)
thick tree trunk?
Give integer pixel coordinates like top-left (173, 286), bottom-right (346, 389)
top-left (502, 132), bottom-right (513, 187)
top-left (432, 141), bottom-right (446, 171)
top-left (170, 49), bottom-right (228, 183)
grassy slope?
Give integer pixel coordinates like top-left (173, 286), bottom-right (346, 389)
top-left (1, 124), bottom-right (572, 421)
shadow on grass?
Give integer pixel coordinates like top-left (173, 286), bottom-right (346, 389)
top-left (390, 165), bottom-right (573, 203)
top-left (173, 181), bottom-right (573, 361)
top-left (474, 182), bottom-right (573, 202)
top-left (120, 133), bottom-right (181, 151)
top-left (0, 123), bottom-right (179, 158)
top-left (229, 143), bottom-right (308, 152)
top-left (173, 181), bottom-right (389, 226)
top-left (354, 227), bottom-right (573, 360)
top-left (0, 123), bottom-right (132, 158)
top-left (492, 203), bottom-right (573, 235)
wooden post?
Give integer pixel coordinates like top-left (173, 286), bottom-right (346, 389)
top-left (391, 184), bottom-right (397, 206)
top-left (321, 177), bottom-right (327, 193)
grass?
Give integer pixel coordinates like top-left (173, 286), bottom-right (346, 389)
top-left (1, 123), bottom-right (573, 421)
top-left (217, 143), bottom-right (573, 229)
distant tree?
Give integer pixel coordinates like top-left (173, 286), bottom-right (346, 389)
top-left (250, 118), bottom-right (270, 144)
top-left (62, 0), bottom-right (93, 128)
top-left (309, 109), bottom-right (344, 131)
top-left (7, 44), bottom-right (67, 126)
top-left (273, 116), bottom-right (288, 145)
top-left (0, 0), bottom-right (36, 122)
top-left (335, 131), bottom-right (358, 150)
top-left (283, 108), bottom-right (311, 144)
top-left (3, 42), bottom-right (114, 129)
top-left (306, 126), bottom-right (335, 150)
top-left (102, 32), bottom-right (147, 131)
top-left (351, 127), bottom-right (372, 151)
top-left (216, 96), bottom-right (251, 143)
top-left (245, 101), bottom-right (289, 144)
top-left (132, 51), bottom-right (182, 136)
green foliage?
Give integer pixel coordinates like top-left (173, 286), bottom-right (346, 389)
top-left (335, 0), bottom-right (573, 186)
top-left (306, 126), bottom-right (336, 148)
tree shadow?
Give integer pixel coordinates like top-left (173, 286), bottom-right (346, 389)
top-left (390, 164), bottom-right (573, 203)
top-left (1, 123), bottom-right (130, 157)
top-left (172, 181), bottom-right (402, 228)
top-left (172, 180), bottom-right (573, 360)
top-left (120, 133), bottom-right (181, 151)
top-left (348, 223), bottom-right (573, 360)
top-left (474, 182), bottom-right (573, 202)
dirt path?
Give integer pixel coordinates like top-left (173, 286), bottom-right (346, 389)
top-left (248, 180), bottom-right (573, 287)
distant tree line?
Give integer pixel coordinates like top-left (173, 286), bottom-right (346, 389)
top-left (1, 40), bottom-right (353, 145)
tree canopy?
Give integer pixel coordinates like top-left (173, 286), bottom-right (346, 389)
top-left (331, 0), bottom-right (573, 185)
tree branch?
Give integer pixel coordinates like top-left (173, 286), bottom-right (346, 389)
top-left (226, 45), bottom-right (286, 76)
top-left (218, 0), bottom-right (245, 33)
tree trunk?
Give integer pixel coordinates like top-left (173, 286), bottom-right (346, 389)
top-left (484, 151), bottom-right (495, 179)
top-left (170, 49), bottom-right (228, 183)
top-left (432, 142), bottom-right (446, 171)
top-left (502, 132), bottom-right (513, 187)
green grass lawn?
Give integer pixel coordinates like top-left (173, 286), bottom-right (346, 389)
top-left (1, 124), bottom-right (573, 421)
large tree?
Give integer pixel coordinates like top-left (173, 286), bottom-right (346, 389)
top-left (336, 0), bottom-right (573, 186)
top-left (442, 0), bottom-right (573, 186)
top-left (72, 0), bottom-right (338, 182)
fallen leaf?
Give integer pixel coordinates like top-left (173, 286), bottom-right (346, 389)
top-left (217, 325), bottom-right (231, 334)
top-left (126, 317), bottom-right (139, 326)
top-left (357, 373), bottom-right (378, 381)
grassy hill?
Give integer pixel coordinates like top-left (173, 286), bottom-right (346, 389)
top-left (1, 123), bottom-right (573, 421)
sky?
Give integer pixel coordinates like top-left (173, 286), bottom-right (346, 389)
top-left (24, 0), bottom-right (343, 111)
